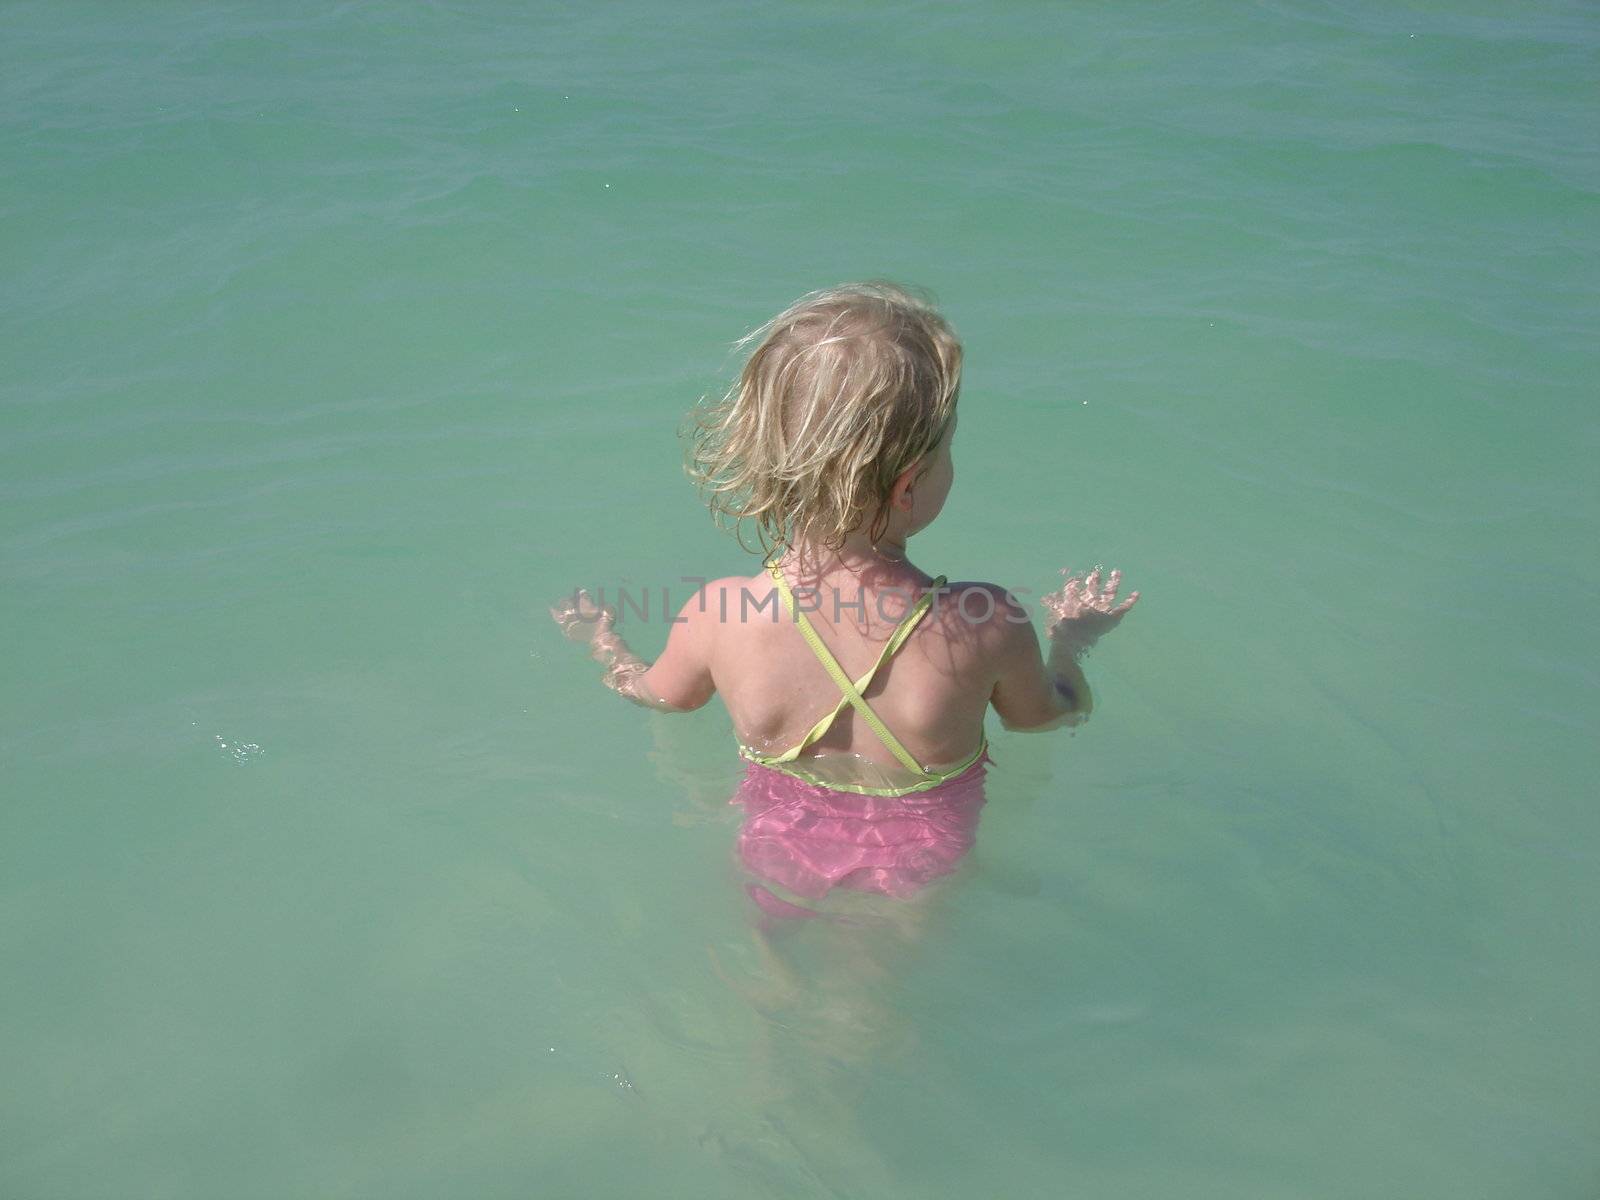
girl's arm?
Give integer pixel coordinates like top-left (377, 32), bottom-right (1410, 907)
top-left (551, 587), bottom-right (717, 712)
top-left (989, 568), bottom-right (1137, 732)
top-left (990, 606), bottom-right (1092, 732)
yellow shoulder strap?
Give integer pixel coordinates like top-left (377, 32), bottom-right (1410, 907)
top-left (764, 561), bottom-right (944, 776)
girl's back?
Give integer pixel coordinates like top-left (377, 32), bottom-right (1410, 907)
top-left (709, 562), bottom-right (1005, 793)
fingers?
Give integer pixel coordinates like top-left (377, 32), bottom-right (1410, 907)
top-left (1090, 567), bottom-right (1130, 610)
top-left (576, 588), bottom-right (613, 619)
top-left (1047, 569), bottom-right (1090, 621)
top-left (551, 588), bottom-right (617, 637)
top-left (1096, 568), bottom-right (1122, 613)
top-left (1050, 567), bottom-right (1141, 618)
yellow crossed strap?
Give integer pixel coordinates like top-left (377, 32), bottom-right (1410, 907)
top-left (762, 560), bottom-right (944, 777)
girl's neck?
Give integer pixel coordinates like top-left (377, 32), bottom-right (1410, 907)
top-left (778, 529), bottom-right (919, 585)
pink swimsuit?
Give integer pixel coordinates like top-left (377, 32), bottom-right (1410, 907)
top-left (731, 560), bottom-right (991, 919)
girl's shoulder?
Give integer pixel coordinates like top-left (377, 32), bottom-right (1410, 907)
top-left (932, 579), bottom-right (1032, 621)
top-left (672, 573), bottom-right (776, 630)
top-left (927, 579), bottom-right (1040, 656)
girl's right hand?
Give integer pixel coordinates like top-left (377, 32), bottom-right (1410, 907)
top-left (550, 588), bottom-right (615, 645)
top-left (1042, 567), bottom-right (1139, 657)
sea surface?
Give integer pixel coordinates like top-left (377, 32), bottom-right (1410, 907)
top-left (3, 3), bottom-right (1596, 1197)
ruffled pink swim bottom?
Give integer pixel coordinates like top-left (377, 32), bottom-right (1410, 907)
top-left (730, 750), bottom-right (990, 919)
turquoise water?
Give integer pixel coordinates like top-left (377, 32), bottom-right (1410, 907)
top-left (3, 3), bottom-right (1597, 1195)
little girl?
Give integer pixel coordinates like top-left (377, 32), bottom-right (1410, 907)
top-left (552, 282), bottom-right (1137, 921)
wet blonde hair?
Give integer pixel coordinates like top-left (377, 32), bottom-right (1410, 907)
top-left (684, 281), bottom-right (962, 560)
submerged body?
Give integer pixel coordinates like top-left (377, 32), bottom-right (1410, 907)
top-left (732, 752), bottom-right (990, 915)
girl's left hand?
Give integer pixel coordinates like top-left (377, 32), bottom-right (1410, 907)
top-left (550, 588), bottom-right (615, 644)
top-left (1042, 567), bottom-right (1139, 655)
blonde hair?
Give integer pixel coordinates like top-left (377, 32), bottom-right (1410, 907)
top-left (684, 281), bottom-right (962, 560)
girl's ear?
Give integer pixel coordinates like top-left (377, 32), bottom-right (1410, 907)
top-left (888, 458), bottom-right (924, 513)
